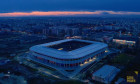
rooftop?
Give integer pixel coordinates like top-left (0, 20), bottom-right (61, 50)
top-left (92, 65), bottom-right (120, 81)
top-left (114, 36), bottom-right (138, 41)
top-left (30, 39), bottom-right (108, 59)
top-left (47, 40), bottom-right (92, 51)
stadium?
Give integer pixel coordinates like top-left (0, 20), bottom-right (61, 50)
top-left (28, 39), bottom-right (108, 77)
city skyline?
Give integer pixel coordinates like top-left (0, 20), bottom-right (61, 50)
top-left (0, 0), bottom-right (140, 84)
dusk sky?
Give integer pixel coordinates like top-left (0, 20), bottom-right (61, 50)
top-left (0, 0), bottom-right (140, 17)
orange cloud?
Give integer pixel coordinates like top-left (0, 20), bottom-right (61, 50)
top-left (0, 11), bottom-right (101, 17)
top-left (0, 11), bottom-right (140, 17)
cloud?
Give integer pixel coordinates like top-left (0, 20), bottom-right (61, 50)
top-left (0, 11), bottom-right (140, 17)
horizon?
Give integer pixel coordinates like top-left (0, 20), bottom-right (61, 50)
top-left (0, 0), bottom-right (140, 17)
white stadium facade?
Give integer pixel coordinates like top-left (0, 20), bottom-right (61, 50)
top-left (28, 39), bottom-right (108, 78)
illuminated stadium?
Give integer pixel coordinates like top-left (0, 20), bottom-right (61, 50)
top-left (29, 39), bottom-right (108, 78)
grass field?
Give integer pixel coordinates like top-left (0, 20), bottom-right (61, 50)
top-left (112, 53), bottom-right (135, 65)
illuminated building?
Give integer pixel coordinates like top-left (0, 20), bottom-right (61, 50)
top-left (66, 36), bottom-right (82, 39)
top-left (113, 37), bottom-right (138, 47)
top-left (28, 39), bottom-right (108, 77)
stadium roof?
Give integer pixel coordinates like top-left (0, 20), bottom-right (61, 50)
top-left (30, 39), bottom-right (108, 59)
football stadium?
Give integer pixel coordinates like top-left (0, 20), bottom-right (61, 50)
top-left (29, 39), bottom-right (108, 77)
